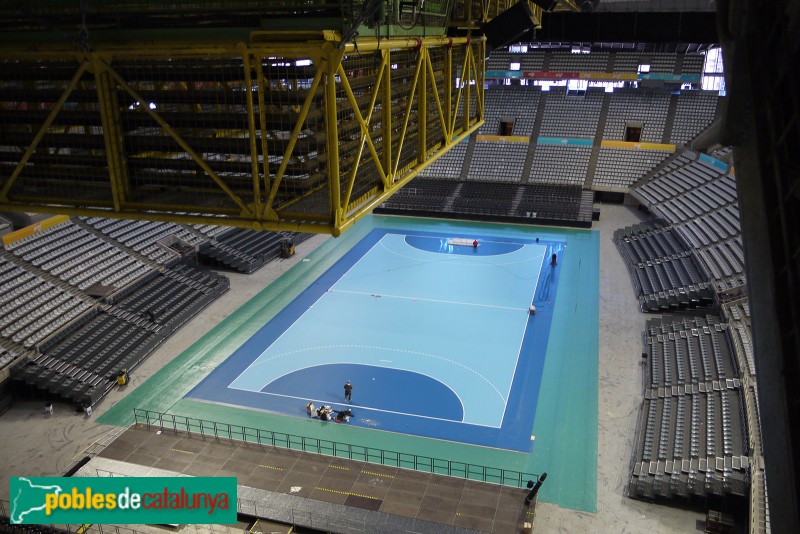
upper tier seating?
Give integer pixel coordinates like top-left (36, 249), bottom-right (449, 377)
top-left (539, 89), bottom-right (604, 139)
top-left (670, 92), bottom-right (719, 144)
top-left (0, 253), bottom-right (94, 349)
top-left (594, 148), bottom-right (671, 190)
top-left (603, 90), bottom-right (670, 143)
top-left (467, 142), bottom-right (528, 182)
top-left (82, 217), bottom-right (207, 265)
top-left (418, 141), bottom-right (467, 180)
top-left (478, 86), bottom-right (540, 137)
top-left (5, 220), bottom-right (155, 293)
top-left (528, 145), bottom-right (591, 186)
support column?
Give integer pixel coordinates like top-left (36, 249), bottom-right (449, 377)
top-left (94, 59), bottom-right (129, 211)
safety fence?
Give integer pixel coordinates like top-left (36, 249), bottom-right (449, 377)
top-left (134, 408), bottom-right (539, 488)
top-left (1, 492), bottom-right (363, 534)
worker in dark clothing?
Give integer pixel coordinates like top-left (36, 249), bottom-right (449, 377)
top-left (344, 380), bottom-right (352, 403)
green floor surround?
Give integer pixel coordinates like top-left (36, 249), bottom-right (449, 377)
top-left (99, 215), bottom-right (599, 512)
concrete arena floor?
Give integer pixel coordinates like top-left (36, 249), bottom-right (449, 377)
top-left (0, 204), bottom-right (704, 533)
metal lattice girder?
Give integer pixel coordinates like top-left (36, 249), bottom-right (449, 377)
top-left (450, 0), bottom-right (543, 27)
top-left (0, 34), bottom-right (485, 235)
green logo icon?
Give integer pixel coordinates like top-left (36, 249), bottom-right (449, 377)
top-left (10, 477), bottom-right (237, 524)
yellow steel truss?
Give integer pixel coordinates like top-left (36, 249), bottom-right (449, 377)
top-left (450, 1), bottom-right (543, 27)
top-left (0, 34), bottom-right (485, 236)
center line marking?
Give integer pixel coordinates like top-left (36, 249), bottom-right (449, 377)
top-left (330, 289), bottom-right (529, 312)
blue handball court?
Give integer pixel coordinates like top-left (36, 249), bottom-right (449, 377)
top-left (104, 215), bottom-right (599, 512)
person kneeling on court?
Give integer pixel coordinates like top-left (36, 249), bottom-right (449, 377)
top-left (307, 401), bottom-right (316, 417)
top-left (335, 408), bottom-right (353, 423)
top-left (318, 405), bottom-right (334, 421)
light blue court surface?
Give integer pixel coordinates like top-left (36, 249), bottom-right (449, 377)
top-left (100, 215), bottom-right (599, 512)
top-left (188, 229), bottom-right (562, 452)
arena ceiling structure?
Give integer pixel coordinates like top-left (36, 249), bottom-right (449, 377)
top-left (0, 0), bottom-right (722, 237)
top-left (0, 1), bottom-right (541, 236)
top-left (1, 1), bottom-right (798, 530)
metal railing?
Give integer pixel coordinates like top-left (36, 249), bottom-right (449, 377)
top-left (134, 408), bottom-right (538, 487)
top-left (90, 470), bottom-right (367, 533)
top-left (2, 486), bottom-right (363, 534)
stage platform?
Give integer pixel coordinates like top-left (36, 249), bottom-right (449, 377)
top-left (86, 425), bottom-right (536, 533)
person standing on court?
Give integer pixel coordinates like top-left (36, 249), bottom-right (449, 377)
top-left (344, 380), bottom-right (353, 403)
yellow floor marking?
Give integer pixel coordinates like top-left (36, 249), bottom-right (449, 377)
top-left (170, 448), bottom-right (195, 454)
top-left (315, 487), bottom-right (382, 500)
top-left (258, 464), bottom-right (284, 471)
top-left (328, 464), bottom-right (350, 471)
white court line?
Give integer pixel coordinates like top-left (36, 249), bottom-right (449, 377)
top-left (229, 236), bottom-right (387, 386)
top-left (381, 238), bottom-right (545, 268)
top-left (329, 288), bottom-right (531, 312)
top-left (227, 386), bottom-right (505, 429)
top-left (236, 343), bottom-right (506, 404)
top-left (228, 232), bottom-right (544, 423)
top-left (401, 232), bottom-right (534, 247)
top-left (257, 361), bottom-right (466, 422)
top-left (500, 246), bottom-right (550, 427)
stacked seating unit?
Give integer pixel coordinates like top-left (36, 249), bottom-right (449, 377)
top-left (112, 263), bottom-right (229, 334)
top-left (629, 315), bottom-right (750, 501)
top-left (711, 146), bottom-right (733, 159)
top-left (381, 179), bottom-right (458, 212)
top-left (13, 312), bottom-right (158, 408)
top-left (450, 181), bottom-right (519, 216)
top-left (613, 222), bottom-right (713, 312)
top-left (81, 217), bottom-right (207, 265)
top-left (539, 89), bottom-right (604, 139)
top-left (681, 54), bottom-right (706, 77)
top-left (198, 228), bottom-right (304, 273)
top-left (613, 52), bottom-right (641, 74)
top-left (548, 51), bottom-right (610, 72)
top-left (645, 53), bottom-right (678, 74)
top-left (514, 184), bottom-right (593, 224)
top-left (644, 316), bottom-right (738, 388)
top-left (478, 87), bottom-right (539, 136)
top-left (488, 49), bottom-right (702, 76)
top-left (593, 148), bottom-right (672, 190)
top-left (724, 300), bottom-right (756, 378)
top-left (418, 141), bottom-right (467, 179)
top-left (0, 253), bottom-right (95, 350)
top-left (603, 90), bottom-right (671, 143)
top-left (632, 153), bottom-right (745, 292)
top-left (4, 220), bottom-right (155, 293)
top-left (613, 52), bottom-right (702, 75)
top-left (670, 92), bottom-right (720, 144)
top-left (485, 49), bottom-right (544, 71)
top-left (378, 180), bottom-right (593, 228)
top-left (528, 145), bottom-right (591, 186)
top-left (467, 142), bottom-right (528, 182)
top-left (0, 342), bottom-right (25, 376)
top-left (11, 262), bottom-right (228, 409)
top-left (190, 221), bottom-right (233, 239)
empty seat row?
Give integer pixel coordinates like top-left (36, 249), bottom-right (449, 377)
top-left (467, 142), bottom-right (528, 182)
top-left (529, 145), bottom-right (590, 186)
top-left (594, 148), bottom-right (671, 189)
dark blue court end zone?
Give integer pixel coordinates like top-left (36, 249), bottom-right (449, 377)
top-left (263, 363), bottom-right (464, 421)
top-left (187, 227), bottom-right (565, 452)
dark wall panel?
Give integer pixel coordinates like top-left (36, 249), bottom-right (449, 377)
top-left (537, 11), bottom-right (718, 43)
